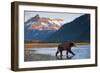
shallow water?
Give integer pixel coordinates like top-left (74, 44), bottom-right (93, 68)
top-left (25, 45), bottom-right (90, 61)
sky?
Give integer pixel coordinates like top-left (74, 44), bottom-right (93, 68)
top-left (24, 11), bottom-right (84, 24)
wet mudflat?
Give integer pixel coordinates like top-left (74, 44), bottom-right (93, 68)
top-left (24, 45), bottom-right (90, 61)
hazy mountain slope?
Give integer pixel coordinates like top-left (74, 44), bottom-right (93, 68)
top-left (46, 14), bottom-right (90, 42)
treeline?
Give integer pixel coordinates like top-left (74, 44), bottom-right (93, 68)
top-left (24, 40), bottom-right (90, 44)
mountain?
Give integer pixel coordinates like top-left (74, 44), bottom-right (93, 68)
top-left (25, 14), bottom-right (63, 31)
top-left (25, 14), bottom-right (40, 26)
top-left (24, 14), bottom-right (63, 41)
top-left (24, 29), bottom-right (56, 41)
top-left (45, 14), bottom-right (90, 42)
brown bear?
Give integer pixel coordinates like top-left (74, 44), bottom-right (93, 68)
top-left (56, 42), bottom-right (75, 59)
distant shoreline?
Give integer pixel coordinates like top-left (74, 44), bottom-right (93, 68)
top-left (24, 42), bottom-right (90, 48)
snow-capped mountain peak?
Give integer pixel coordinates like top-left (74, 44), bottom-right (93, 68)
top-left (25, 14), bottom-right (64, 31)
